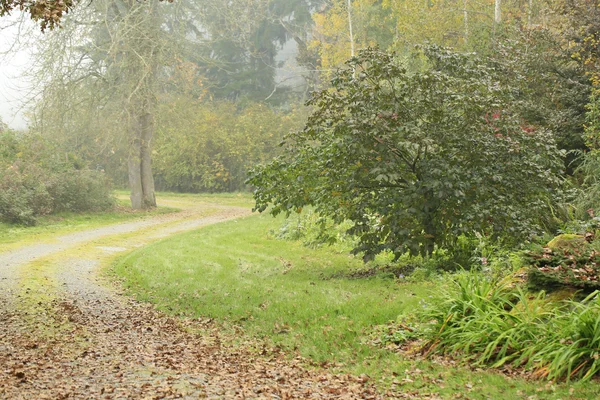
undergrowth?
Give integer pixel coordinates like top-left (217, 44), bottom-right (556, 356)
top-left (276, 211), bottom-right (521, 281)
top-left (390, 271), bottom-right (600, 382)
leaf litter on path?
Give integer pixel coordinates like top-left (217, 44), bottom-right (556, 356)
top-left (0, 202), bottom-right (408, 399)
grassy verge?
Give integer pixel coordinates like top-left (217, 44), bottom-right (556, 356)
top-left (0, 202), bottom-right (176, 253)
top-left (115, 190), bottom-right (255, 208)
top-left (111, 212), bottom-right (598, 399)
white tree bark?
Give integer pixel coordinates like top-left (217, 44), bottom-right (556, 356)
top-left (494, 0), bottom-right (501, 25)
top-left (464, 0), bottom-right (469, 41)
top-left (347, 0), bottom-right (355, 58)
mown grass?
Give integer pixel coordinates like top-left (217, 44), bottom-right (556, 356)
top-left (115, 189), bottom-right (255, 208)
top-left (111, 212), bottom-right (599, 399)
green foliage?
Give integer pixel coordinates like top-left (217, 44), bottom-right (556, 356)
top-left (487, 28), bottom-right (591, 172)
top-left (556, 0), bottom-right (600, 82)
top-left (47, 170), bottom-right (115, 212)
top-left (274, 211), bottom-right (522, 276)
top-left (397, 271), bottom-right (600, 382)
top-left (574, 91), bottom-right (600, 214)
top-left (416, 273), bottom-right (548, 368)
top-left (274, 209), bottom-right (355, 250)
top-left (533, 292), bottom-right (600, 382)
top-left (154, 100), bottom-right (306, 192)
top-left (0, 164), bottom-right (53, 225)
top-left (0, 131), bottom-right (114, 225)
top-left (249, 46), bottom-right (564, 261)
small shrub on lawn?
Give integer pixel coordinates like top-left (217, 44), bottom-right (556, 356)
top-left (48, 169), bottom-right (115, 212)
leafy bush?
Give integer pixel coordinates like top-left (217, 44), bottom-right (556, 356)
top-left (249, 46), bottom-right (564, 262)
top-left (525, 234), bottom-right (600, 291)
top-left (0, 131), bottom-right (115, 225)
top-left (47, 169), bottom-right (115, 212)
top-left (0, 164), bottom-right (53, 225)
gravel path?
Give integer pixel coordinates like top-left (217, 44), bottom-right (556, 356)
top-left (0, 205), bottom-right (248, 297)
top-left (0, 200), bottom-right (389, 399)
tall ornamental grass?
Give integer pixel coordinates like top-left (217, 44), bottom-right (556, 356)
top-left (407, 272), bottom-right (600, 382)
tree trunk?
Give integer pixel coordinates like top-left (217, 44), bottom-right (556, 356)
top-left (128, 110), bottom-right (156, 209)
top-left (423, 217), bottom-right (436, 257)
top-left (140, 110), bottom-right (156, 207)
top-left (464, 0), bottom-right (469, 42)
top-left (128, 131), bottom-right (144, 209)
top-left (126, 0), bottom-right (159, 210)
top-left (494, 0), bottom-right (501, 25)
top-left (347, 0), bottom-right (355, 58)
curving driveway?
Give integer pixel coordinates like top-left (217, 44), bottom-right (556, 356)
top-left (0, 198), bottom-right (384, 399)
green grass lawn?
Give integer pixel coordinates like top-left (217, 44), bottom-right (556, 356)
top-left (111, 212), bottom-right (600, 399)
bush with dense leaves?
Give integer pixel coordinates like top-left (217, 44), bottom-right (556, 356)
top-left (0, 164), bottom-right (53, 225)
top-left (0, 131), bottom-right (115, 225)
top-left (47, 169), bottom-right (114, 212)
top-left (249, 46), bottom-right (564, 261)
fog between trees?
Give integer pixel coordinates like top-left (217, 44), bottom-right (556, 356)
top-left (1, 0), bottom-right (597, 220)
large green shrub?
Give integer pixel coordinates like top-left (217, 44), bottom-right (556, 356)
top-left (47, 169), bottom-right (115, 212)
top-left (249, 46), bottom-right (564, 261)
top-left (0, 164), bottom-right (53, 225)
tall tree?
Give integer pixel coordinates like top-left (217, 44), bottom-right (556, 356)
top-left (30, 0), bottom-right (167, 208)
top-left (310, 0), bottom-right (395, 75)
top-left (120, 0), bottom-right (161, 208)
top-left (28, 0), bottom-right (318, 205)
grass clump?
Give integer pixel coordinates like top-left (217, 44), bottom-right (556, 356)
top-left (396, 271), bottom-right (600, 382)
